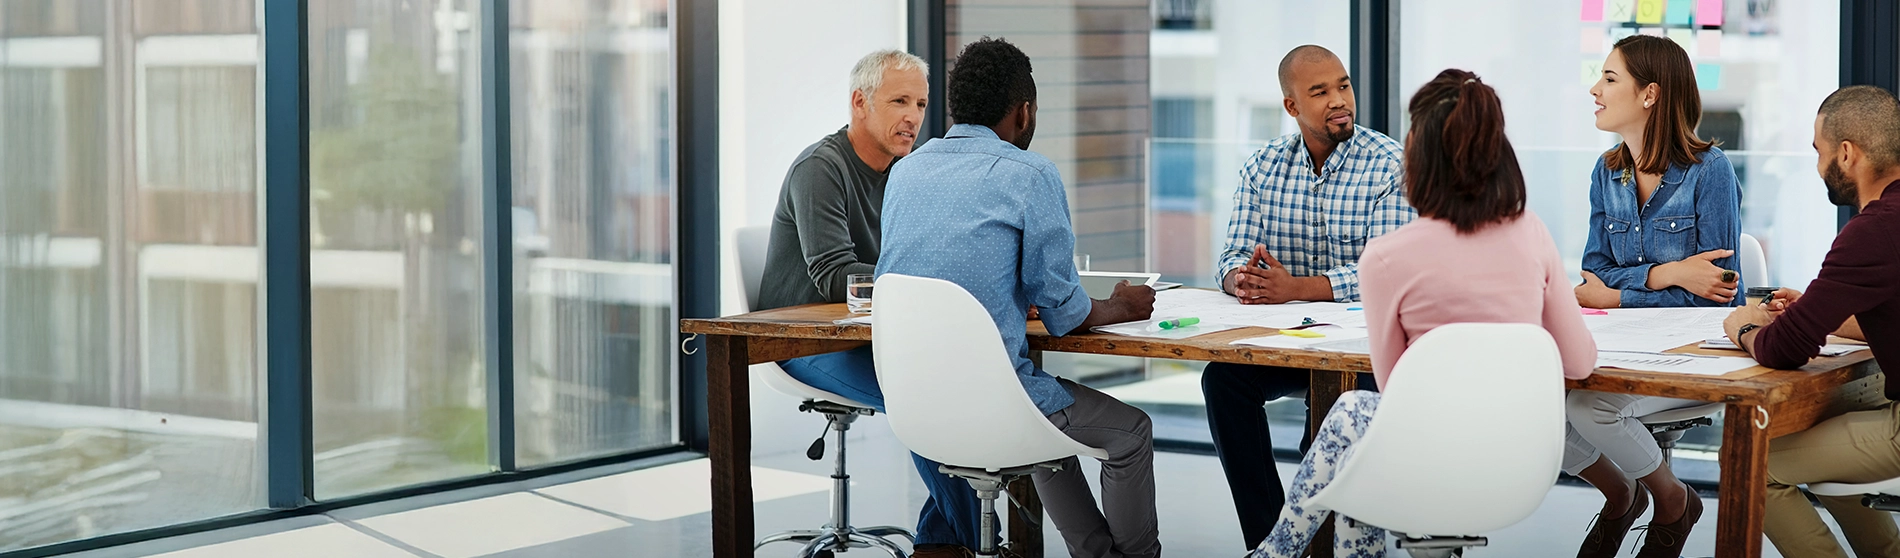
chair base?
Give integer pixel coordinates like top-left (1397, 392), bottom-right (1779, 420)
top-left (754, 401), bottom-right (913, 557)
top-left (937, 462), bottom-right (1065, 557)
top-left (756, 526), bottom-right (914, 558)
top-left (1395, 535), bottom-right (1486, 558)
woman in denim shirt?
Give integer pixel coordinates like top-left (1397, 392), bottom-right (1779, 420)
top-left (1564, 36), bottom-right (1741, 558)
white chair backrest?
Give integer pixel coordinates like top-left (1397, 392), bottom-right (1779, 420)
top-left (872, 274), bottom-right (1103, 469)
top-left (737, 226), bottom-right (771, 311)
top-left (1306, 323), bottom-right (1565, 536)
top-left (1739, 233), bottom-right (1768, 288)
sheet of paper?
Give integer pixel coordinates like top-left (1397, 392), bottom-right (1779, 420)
top-left (1232, 326), bottom-right (1370, 353)
top-left (1143, 289), bottom-right (1359, 330)
top-left (1597, 352), bottom-right (1757, 376)
top-left (1584, 307), bottom-right (1732, 353)
top-left (1665, 0), bottom-right (1694, 25)
top-left (1697, 0), bottom-right (1724, 26)
top-left (1091, 318), bottom-right (1246, 339)
top-left (1700, 337), bottom-right (1870, 357)
top-left (1636, 0), bottom-right (1666, 23)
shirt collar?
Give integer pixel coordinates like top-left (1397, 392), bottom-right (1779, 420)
top-left (1293, 128), bottom-right (1357, 176)
top-left (946, 123), bottom-right (1002, 141)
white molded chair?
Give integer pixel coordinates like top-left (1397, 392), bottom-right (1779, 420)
top-left (873, 274), bottom-right (1109, 557)
top-left (1635, 233), bottom-right (1767, 462)
top-left (736, 225), bottom-right (911, 558)
top-left (1740, 232), bottom-right (1768, 292)
top-left (1304, 323), bottom-right (1566, 557)
top-left (1808, 477), bottom-right (1900, 512)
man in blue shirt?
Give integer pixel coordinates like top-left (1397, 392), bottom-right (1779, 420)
top-left (1202, 45), bottom-right (1414, 551)
top-left (878, 38), bottom-right (1162, 558)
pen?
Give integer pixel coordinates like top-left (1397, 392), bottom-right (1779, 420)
top-left (1158, 317), bottom-right (1201, 330)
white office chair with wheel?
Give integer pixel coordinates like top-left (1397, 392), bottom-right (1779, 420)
top-left (1633, 233), bottom-right (1767, 462)
top-left (1807, 477), bottom-right (1900, 512)
top-left (1303, 323), bottom-right (1566, 557)
top-left (872, 273), bottom-right (1110, 558)
top-left (737, 225), bottom-right (912, 558)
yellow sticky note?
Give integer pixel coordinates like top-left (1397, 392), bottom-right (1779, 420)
top-left (1582, 59), bottom-right (1605, 87)
top-left (1281, 330), bottom-right (1326, 339)
top-left (1636, 0), bottom-right (1666, 23)
top-left (1668, 28), bottom-right (1695, 55)
top-left (1607, 0), bottom-right (1637, 22)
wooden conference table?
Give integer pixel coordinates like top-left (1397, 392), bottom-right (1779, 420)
top-left (681, 302), bottom-right (1883, 558)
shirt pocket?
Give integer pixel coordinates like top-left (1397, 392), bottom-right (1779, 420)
top-left (1602, 216), bottom-right (1635, 263)
top-left (1647, 214), bottom-right (1698, 263)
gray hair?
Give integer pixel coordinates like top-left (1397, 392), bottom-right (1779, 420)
top-left (850, 49), bottom-right (929, 100)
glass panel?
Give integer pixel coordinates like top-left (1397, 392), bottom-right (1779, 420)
top-left (308, 0), bottom-right (489, 498)
top-left (1399, 0), bottom-right (1840, 482)
top-left (1131, 0), bottom-right (1353, 445)
top-left (509, 0), bottom-right (676, 467)
top-left (0, 0), bottom-right (263, 550)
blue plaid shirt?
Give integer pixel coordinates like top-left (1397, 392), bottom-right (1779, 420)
top-left (1217, 126), bottom-right (1414, 302)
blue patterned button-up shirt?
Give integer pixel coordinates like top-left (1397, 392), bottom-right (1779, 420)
top-left (876, 124), bottom-right (1092, 416)
top-left (1217, 126), bottom-right (1414, 302)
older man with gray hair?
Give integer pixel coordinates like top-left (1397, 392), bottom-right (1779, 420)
top-left (759, 49), bottom-right (986, 558)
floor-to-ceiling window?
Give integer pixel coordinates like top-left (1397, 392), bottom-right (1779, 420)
top-left (0, 0), bottom-right (264, 550)
top-left (509, 0), bottom-right (676, 468)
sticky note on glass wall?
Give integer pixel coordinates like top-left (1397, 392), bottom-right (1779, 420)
top-left (1637, 0), bottom-right (1666, 23)
top-left (1583, 0), bottom-right (1606, 21)
top-left (1611, 26), bottom-right (1638, 43)
top-left (1641, 27), bottom-right (1665, 37)
top-left (1698, 29), bottom-right (1723, 57)
top-left (1698, 0), bottom-right (1725, 26)
top-left (1583, 59), bottom-right (1606, 87)
top-left (1607, 0), bottom-right (1636, 22)
top-left (1696, 63), bottom-right (1723, 90)
top-left (1666, 0), bottom-right (1694, 25)
top-left (1668, 28), bottom-right (1695, 54)
top-left (1582, 28), bottom-right (1607, 53)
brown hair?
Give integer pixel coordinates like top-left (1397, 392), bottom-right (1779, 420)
top-left (1602, 35), bottom-right (1715, 175)
top-left (1404, 69), bottom-right (1526, 233)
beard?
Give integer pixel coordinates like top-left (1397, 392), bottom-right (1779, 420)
top-left (1324, 119), bottom-right (1356, 143)
top-left (1823, 159), bottom-right (1860, 207)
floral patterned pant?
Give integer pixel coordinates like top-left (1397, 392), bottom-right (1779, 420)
top-left (1247, 390), bottom-right (1387, 558)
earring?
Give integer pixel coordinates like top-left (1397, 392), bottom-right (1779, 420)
top-left (1644, 102), bottom-right (1652, 108)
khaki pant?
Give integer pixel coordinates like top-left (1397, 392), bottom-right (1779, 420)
top-left (1766, 401), bottom-right (1900, 558)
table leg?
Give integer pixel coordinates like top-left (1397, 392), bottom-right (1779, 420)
top-left (1716, 403), bottom-right (1770, 558)
top-left (708, 335), bottom-right (754, 558)
top-left (1008, 476), bottom-right (1044, 558)
top-left (1305, 370), bottom-right (1356, 558)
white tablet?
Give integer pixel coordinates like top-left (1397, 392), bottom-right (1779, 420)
top-left (1078, 271), bottom-right (1161, 300)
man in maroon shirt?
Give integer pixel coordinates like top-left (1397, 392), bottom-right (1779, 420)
top-left (1722, 85), bottom-right (1900, 557)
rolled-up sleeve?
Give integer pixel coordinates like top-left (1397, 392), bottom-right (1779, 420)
top-left (1021, 167), bottom-right (1093, 336)
top-left (1754, 217), bottom-right (1899, 368)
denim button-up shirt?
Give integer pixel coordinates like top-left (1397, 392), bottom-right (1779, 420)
top-left (876, 124), bottom-right (1092, 416)
top-left (1581, 146), bottom-right (1743, 307)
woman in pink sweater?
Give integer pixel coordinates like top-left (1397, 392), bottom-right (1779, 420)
top-left (1244, 69), bottom-right (1598, 558)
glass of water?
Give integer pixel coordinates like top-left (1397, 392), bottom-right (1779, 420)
top-left (847, 273), bottom-right (875, 314)
top-left (1073, 253), bottom-right (1091, 272)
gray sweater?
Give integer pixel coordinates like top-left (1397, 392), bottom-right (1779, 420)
top-left (758, 127), bottom-right (888, 310)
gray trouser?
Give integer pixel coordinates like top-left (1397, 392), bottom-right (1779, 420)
top-left (1560, 390), bottom-right (1704, 477)
top-left (1033, 379), bottom-right (1162, 558)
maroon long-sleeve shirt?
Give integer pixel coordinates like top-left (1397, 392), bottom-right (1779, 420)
top-left (1754, 181), bottom-right (1900, 398)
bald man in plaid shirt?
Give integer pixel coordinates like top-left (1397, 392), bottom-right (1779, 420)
top-left (1202, 45), bottom-right (1415, 551)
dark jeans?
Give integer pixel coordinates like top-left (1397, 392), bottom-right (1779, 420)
top-left (779, 346), bottom-right (983, 548)
top-left (1200, 362), bottom-right (1376, 551)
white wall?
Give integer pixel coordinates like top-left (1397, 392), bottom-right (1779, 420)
top-left (718, 0), bottom-right (908, 457)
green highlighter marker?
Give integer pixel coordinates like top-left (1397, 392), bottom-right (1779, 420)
top-left (1158, 317), bottom-right (1200, 330)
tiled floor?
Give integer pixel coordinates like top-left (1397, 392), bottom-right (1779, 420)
top-left (62, 407), bottom-right (1863, 558)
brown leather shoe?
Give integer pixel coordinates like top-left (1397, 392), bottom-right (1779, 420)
top-left (1576, 481), bottom-right (1650, 558)
top-left (911, 544), bottom-right (976, 558)
top-left (1633, 489), bottom-right (1704, 558)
